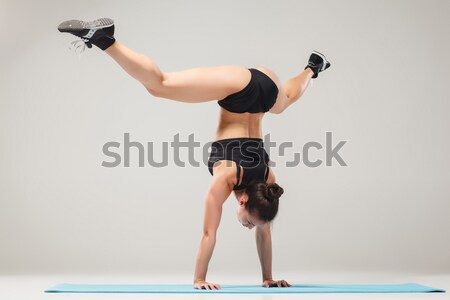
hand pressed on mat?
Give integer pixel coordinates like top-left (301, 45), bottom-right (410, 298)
top-left (194, 280), bottom-right (221, 290)
top-left (262, 279), bottom-right (292, 288)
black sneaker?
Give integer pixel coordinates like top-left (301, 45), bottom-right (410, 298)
top-left (57, 18), bottom-right (116, 51)
top-left (304, 50), bottom-right (331, 78)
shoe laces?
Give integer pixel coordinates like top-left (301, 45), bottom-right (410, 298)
top-left (68, 37), bottom-right (92, 55)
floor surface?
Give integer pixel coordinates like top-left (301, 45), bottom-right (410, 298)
top-left (1, 271), bottom-right (448, 300)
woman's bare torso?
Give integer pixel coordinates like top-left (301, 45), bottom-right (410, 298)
top-left (214, 108), bottom-right (264, 140)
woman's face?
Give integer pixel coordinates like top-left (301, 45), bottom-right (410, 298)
top-left (236, 193), bottom-right (265, 230)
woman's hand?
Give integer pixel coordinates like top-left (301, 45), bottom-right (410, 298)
top-left (262, 279), bottom-right (292, 288)
top-left (194, 280), bottom-right (221, 290)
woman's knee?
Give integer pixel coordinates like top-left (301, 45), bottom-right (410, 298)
top-left (145, 85), bottom-right (161, 97)
top-left (144, 79), bottom-right (165, 97)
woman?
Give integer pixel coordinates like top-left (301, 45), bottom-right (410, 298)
top-left (57, 18), bottom-right (331, 290)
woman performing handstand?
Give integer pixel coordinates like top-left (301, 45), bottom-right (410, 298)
top-left (58, 18), bottom-right (331, 290)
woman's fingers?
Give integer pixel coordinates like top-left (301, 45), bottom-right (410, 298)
top-left (262, 279), bottom-right (292, 288)
top-left (281, 280), bottom-right (291, 287)
top-left (200, 282), bottom-right (220, 290)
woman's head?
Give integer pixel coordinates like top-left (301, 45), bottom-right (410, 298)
top-left (236, 181), bottom-right (284, 229)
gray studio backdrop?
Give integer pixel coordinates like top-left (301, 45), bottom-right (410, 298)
top-left (1, 0), bottom-right (449, 278)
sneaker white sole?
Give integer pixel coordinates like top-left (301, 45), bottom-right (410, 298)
top-left (82, 18), bottom-right (114, 29)
top-left (58, 18), bottom-right (114, 32)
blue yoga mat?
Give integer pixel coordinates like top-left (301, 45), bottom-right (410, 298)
top-left (45, 283), bottom-right (445, 294)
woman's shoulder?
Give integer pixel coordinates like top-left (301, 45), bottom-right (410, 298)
top-left (211, 159), bottom-right (239, 190)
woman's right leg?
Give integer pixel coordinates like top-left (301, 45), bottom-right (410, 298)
top-left (265, 67), bottom-right (314, 114)
top-left (105, 41), bottom-right (251, 103)
top-left (284, 68), bottom-right (315, 103)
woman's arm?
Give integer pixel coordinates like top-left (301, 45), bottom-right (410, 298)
top-left (255, 170), bottom-right (291, 288)
top-left (193, 165), bottom-right (233, 289)
top-left (256, 169), bottom-right (275, 281)
top-left (256, 219), bottom-right (291, 288)
top-left (256, 222), bottom-right (273, 281)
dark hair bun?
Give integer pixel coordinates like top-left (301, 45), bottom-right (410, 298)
top-left (267, 183), bottom-right (284, 199)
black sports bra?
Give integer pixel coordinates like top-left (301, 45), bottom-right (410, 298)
top-left (207, 137), bottom-right (270, 190)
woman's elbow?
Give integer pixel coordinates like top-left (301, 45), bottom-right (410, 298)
top-left (202, 230), bottom-right (217, 239)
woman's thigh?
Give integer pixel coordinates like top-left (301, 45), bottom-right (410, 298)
top-left (155, 65), bottom-right (251, 103)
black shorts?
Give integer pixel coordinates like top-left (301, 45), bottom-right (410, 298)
top-left (217, 68), bottom-right (279, 113)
